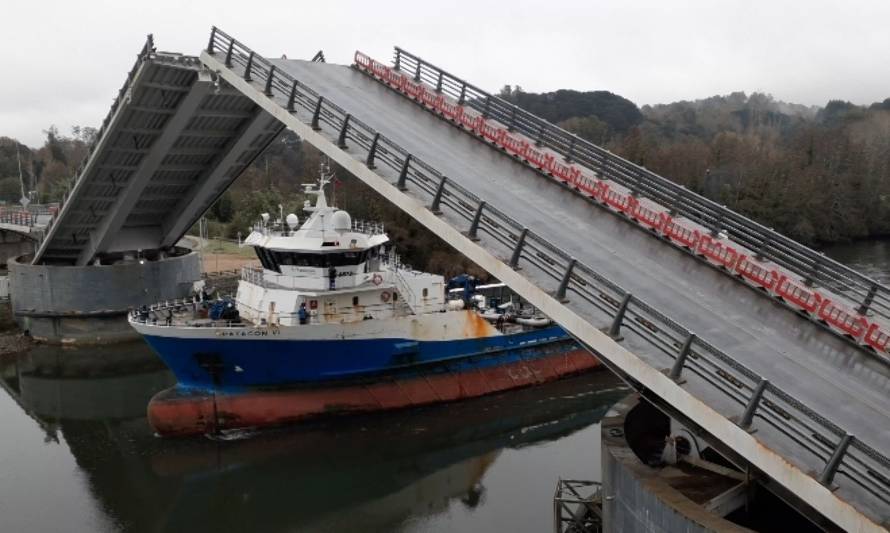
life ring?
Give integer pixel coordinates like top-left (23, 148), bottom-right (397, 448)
top-left (372, 273), bottom-right (383, 286)
top-left (381, 291), bottom-right (391, 303)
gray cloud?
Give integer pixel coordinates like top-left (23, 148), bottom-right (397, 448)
top-left (2, 0), bottom-right (889, 146)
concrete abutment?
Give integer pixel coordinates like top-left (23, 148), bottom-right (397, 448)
top-left (9, 248), bottom-right (201, 344)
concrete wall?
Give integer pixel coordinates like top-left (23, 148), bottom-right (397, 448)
top-left (0, 228), bottom-right (36, 267)
top-left (601, 394), bottom-right (752, 533)
top-left (9, 249), bottom-right (201, 343)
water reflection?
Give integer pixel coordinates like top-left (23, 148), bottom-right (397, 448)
top-left (0, 343), bottom-right (625, 533)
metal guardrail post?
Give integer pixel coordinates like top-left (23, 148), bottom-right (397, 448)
top-left (394, 49), bottom-right (401, 71)
top-left (739, 378), bottom-right (769, 430)
top-left (755, 232), bottom-right (772, 261)
top-left (607, 293), bottom-right (632, 339)
top-left (458, 84), bottom-right (467, 105)
top-left (858, 284), bottom-right (878, 315)
top-left (819, 433), bottom-right (853, 487)
top-left (564, 137), bottom-right (576, 163)
top-left (287, 80), bottom-right (298, 112)
top-left (630, 171), bottom-right (643, 198)
top-left (244, 52), bottom-right (255, 81)
top-left (710, 205), bottom-right (725, 237)
top-left (414, 61), bottom-right (422, 82)
top-left (264, 66), bottom-right (276, 96)
top-left (207, 27), bottom-right (217, 54)
top-left (337, 114), bottom-right (351, 149)
top-left (467, 201), bottom-right (485, 241)
top-left (225, 40), bottom-right (235, 68)
top-left (366, 133), bottom-right (380, 169)
top-left (555, 258), bottom-right (577, 302)
top-left (535, 123), bottom-right (546, 147)
top-left (430, 176), bottom-right (448, 214)
top-left (669, 333), bottom-right (696, 380)
top-left (311, 96), bottom-right (325, 131)
top-left (396, 155), bottom-right (412, 190)
top-left (435, 72), bottom-right (443, 93)
top-left (482, 96), bottom-right (491, 119)
top-left (508, 105), bottom-right (517, 132)
top-left (804, 254), bottom-right (823, 287)
top-left (509, 228), bottom-right (529, 269)
top-left (668, 186), bottom-right (683, 216)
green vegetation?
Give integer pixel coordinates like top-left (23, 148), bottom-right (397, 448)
top-left (0, 126), bottom-right (95, 205)
top-left (498, 87), bottom-right (890, 245)
top-left (611, 93), bottom-right (890, 244)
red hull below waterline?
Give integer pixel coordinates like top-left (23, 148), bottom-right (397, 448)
top-left (148, 349), bottom-right (602, 437)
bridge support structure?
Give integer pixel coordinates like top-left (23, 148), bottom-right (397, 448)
top-left (9, 249), bottom-right (200, 344)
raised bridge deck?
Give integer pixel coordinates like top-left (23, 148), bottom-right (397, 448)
top-left (204, 30), bottom-right (890, 528)
top-left (270, 56), bottom-right (890, 447)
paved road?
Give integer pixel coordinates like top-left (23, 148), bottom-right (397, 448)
top-left (271, 57), bottom-right (890, 516)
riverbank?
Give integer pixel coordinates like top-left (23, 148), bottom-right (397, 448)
top-left (0, 302), bottom-right (33, 357)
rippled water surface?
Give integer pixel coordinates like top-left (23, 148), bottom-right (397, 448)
top-left (0, 342), bottom-right (625, 533)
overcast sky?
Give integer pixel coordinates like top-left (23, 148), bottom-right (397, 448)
top-left (2, 0), bottom-right (889, 146)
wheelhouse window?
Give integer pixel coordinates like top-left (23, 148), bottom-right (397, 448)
top-left (254, 246), bottom-right (281, 273)
top-left (267, 247), bottom-right (380, 268)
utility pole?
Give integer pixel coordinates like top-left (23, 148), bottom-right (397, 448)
top-left (16, 144), bottom-right (27, 206)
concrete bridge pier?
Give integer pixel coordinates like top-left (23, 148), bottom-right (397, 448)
top-left (8, 248), bottom-right (201, 344)
top-left (600, 394), bottom-right (828, 532)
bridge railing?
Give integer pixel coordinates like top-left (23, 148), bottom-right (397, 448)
top-left (206, 27), bottom-right (890, 513)
top-left (390, 47), bottom-right (890, 324)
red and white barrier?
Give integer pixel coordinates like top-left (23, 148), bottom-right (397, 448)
top-left (351, 50), bottom-right (890, 358)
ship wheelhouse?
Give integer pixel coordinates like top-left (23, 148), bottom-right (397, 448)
top-left (234, 171), bottom-right (445, 327)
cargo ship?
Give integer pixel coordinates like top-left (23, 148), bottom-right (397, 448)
top-left (130, 169), bottom-right (600, 436)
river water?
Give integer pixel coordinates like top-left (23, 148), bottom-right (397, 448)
top-left (0, 342), bottom-right (626, 533)
top-left (3, 240), bottom-right (885, 533)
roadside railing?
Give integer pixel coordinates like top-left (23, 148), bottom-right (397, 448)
top-left (0, 211), bottom-right (35, 227)
top-left (206, 26), bottom-right (890, 514)
top-left (391, 47), bottom-right (890, 324)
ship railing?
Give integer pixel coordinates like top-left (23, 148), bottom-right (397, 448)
top-left (352, 218), bottom-right (385, 235)
top-left (129, 296), bottom-right (248, 328)
top-left (233, 299), bottom-right (408, 326)
top-left (240, 266), bottom-right (324, 290)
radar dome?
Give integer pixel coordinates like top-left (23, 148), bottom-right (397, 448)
top-left (331, 210), bottom-right (352, 232)
top-left (285, 213), bottom-right (299, 229)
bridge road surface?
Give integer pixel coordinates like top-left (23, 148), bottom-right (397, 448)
top-left (269, 60), bottom-right (890, 460)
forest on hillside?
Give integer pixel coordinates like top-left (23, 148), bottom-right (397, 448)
top-left (500, 87), bottom-right (890, 244)
top-left (1, 87), bottom-right (888, 273)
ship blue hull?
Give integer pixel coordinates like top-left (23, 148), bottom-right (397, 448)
top-left (142, 325), bottom-right (573, 392)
